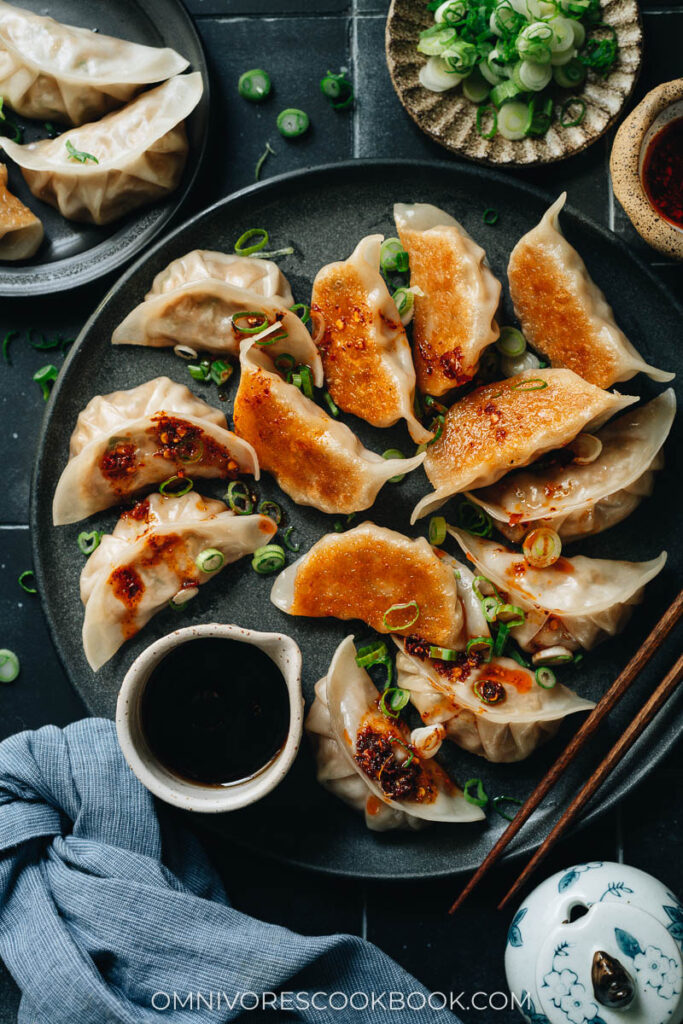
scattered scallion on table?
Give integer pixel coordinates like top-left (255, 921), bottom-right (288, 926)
top-left (77, 531), bottom-right (102, 555)
top-left (33, 364), bottom-right (58, 401)
top-left (276, 108), bottom-right (309, 138)
top-left (238, 68), bottom-right (272, 103)
top-left (320, 70), bottom-right (354, 110)
top-left (226, 480), bottom-right (255, 515)
top-left (252, 543), bottom-right (286, 574)
top-left (463, 778), bottom-right (488, 807)
top-left (254, 140), bottom-right (275, 181)
top-left (0, 650), bottom-right (20, 684)
top-left (18, 570), bottom-right (37, 594)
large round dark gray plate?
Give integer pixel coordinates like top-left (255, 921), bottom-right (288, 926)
top-left (0, 0), bottom-right (209, 296)
top-left (31, 161), bottom-right (683, 879)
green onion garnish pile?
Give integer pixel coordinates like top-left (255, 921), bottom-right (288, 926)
top-left (417, 0), bottom-right (618, 141)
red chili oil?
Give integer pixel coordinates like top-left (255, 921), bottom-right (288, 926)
top-left (141, 638), bottom-right (290, 787)
top-left (641, 116), bottom-right (683, 229)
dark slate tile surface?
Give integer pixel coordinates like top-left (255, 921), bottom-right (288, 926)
top-left (0, 1), bottom-right (681, 1021)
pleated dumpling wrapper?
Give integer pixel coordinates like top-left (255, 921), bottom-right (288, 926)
top-left (113, 277), bottom-right (322, 386)
top-left (468, 389), bottom-right (676, 543)
top-left (146, 251), bottom-right (294, 306)
top-left (80, 492), bottom-right (276, 670)
top-left (0, 0), bottom-right (188, 126)
top-left (0, 73), bottom-right (203, 225)
top-left (271, 522), bottom-right (462, 647)
top-left (411, 368), bottom-right (637, 523)
top-left (394, 202), bottom-right (501, 396)
top-left (448, 526), bottom-right (667, 654)
top-left (0, 162), bottom-right (43, 260)
top-left (394, 554), bottom-right (594, 763)
top-left (311, 235), bottom-right (431, 443)
top-left (53, 376), bottom-right (258, 526)
top-left (508, 194), bottom-right (674, 388)
top-left (233, 344), bottom-right (424, 513)
top-left (305, 636), bottom-right (485, 830)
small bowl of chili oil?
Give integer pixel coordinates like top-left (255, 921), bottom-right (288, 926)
top-left (611, 78), bottom-right (683, 260)
top-left (116, 623), bottom-right (303, 813)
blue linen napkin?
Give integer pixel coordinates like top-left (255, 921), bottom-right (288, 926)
top-left (0, 718), bottom-right (461, 1023)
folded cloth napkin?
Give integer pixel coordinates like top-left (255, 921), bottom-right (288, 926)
top-left (0, 718), bottom-right (461, 1024)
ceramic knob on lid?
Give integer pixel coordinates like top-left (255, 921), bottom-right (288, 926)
top-left (505, 862), bottom-right (683, 1024)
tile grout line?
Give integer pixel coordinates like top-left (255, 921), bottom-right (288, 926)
top-left (0, 525), bottom-right (29, 530)
top-left (361, 884), bottom-right (368, 939)
top-left (351, 0), bottom-right (360, 159)
top-left (615, 806), bottom-right (625, 864)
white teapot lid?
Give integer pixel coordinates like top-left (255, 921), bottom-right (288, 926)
top-left (505, 862), bottom-right (683, 1024)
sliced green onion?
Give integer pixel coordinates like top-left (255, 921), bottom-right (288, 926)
top-left (232, 310), bottom-right (269, 333)
top-left (497, 100), bottom-right (533, 140)
top-left (497, 327), bottom-right (526, 359)
top-left (299, 365), bottom-right (314, 398)
top-left (533, 645), bottom-right (575, 665)
top-left (522, 526), bottom-right (562, 567)
top-left (356, 640), bottom-right (393, 687)
top-left (210, 360), bottom-right (233, 386)
top-left (509, 377), bottom-right (548, 391)
top-left (483, 207), bottom-right (499, 225)
top-left (462, 68), bottom-right (490, 103)
top-left (473, 575), bottom-right (501, 603)
top-left (443, 38), bottom-right (478, 73)
top-left (490, 79), bottom-right (522, 108)
top-left (527, 94), bottom-right (554, 136)
top-left (174, 344), bottom-right (198, 360)
top-left (323, 391), bottom-right (340, 417)
top-left (274, 353), bottom-right (296, 372)
top-left (428, 515), bottom-right (447, 546)
top-left (0, 649), bottom-right (20, 683)
top-left (226, 480), bottom-right (254, 515)
top-left (508, 647), bottom-right (531, 668)
top-left (77, 531), bottom-right (102, 555)
top-left (474, 677), bottom-right (506, 704)
top-left (18, 570), bottom-right (37, 594)
top-left (553, 57), bottom-right (586, 88)
top-left (379, 686), bottom-right (410, 718)
top-left (466, 637), bottom-right (494, 661)
top-left (516, 59), bottom-right (552, 91)
top-left (476, 106), bottom-right (498, 140)
top-left (252, 544), bottom-right (286, 574)
top-left (188, 362), bottom-right (210, 382)
top-left (277, 108), bottom-right (309, 138)
top-left (535, 666), bottom-right (557, 688)
top-left (464, 777), bottom-right (489, 807)
top-left (283, 525), bottom-right (300, 552)
top-left (320, 71), bottom-right (354, 110)
top-left (33, 364), bottom-right (58, 401)
top-left (492, 795), bottom-right (523, 821)
top-left (238, 68), bottom-right (271, 102)
top-left (417, 23), bottom-right (458, 56)
top-left (579, 23), bottom-right (618, 75)
top-left (428, 645), bottom-right (460, 661)
top-left (159, 475), bottom-right (193, 497)
top-left (2, 330), bottom-right (16, 365)
top-left (517, 21), bottom-right (553, 63)
top-left (254, 140), bottom-right (275, 181)
top-left (196, 548), bottom-right (225, 574)
top-left (379, 237), bottom-right (409, 274)
top-left (392, 286), bottom-right (414, 319)
top-left (65, 139), bottom-right (98, 164)
top-left (234, 228), bottom-right (269, 256)
top-left (481, 595), bottom-right (500, 622)
top-left (382, 449), bottom-right (406, 484)
top-left (496, 603), bottom-right (525, 627)
top-left (168, 587), bottom-right (198, 610)
top-left (382, 600), bottom-right (420, 632)
top-left (257, 499), bottom-right (282, 524)
top-left (290, 303), bottom-right (311, 324)
top-left (559, 97), bottom-right (586, 127)
top-left (493, 621), bottom-right (510, 656)
top-left (455, 500), bottom-right (493, 538)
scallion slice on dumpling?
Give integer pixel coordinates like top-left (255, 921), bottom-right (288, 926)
top-left (271, 522), bottom-right (462, 647)
top-left (508, 193), bottom-right (674, 388)
top-left (447, 526), bottom-right (667, 653)
top-left (394, 202), bottom-right (501, 396)
top-left (233, 344), bottom-right (424, 513)
top-left (305, 636), bottom-right (485, 830)
top-left (0, 0), bottom-right (189, 126)
top-left (467, 389), bottom-right (676, 543)
top-left (80, 492), bottom-right (276, 671)
top-left (311, 234), bottom-right (431, 443)
top-left (411, 368), bottom-right (637, 523)
top-left (53, 376), bottom-right (258, 525)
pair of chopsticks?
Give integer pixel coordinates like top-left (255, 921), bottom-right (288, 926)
top-left (450, 589), bottom-right (683, 914)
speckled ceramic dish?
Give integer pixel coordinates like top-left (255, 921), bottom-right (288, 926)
top-left (386, 0), bottom-right (643, 166)
top-left (611, 78), bottom-right (683, 260)
top-left (31, 162), bottom-right (683, 879)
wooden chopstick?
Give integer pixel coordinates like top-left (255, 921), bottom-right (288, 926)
top-left (498, 648), bottom-right (683, 910)
top-left (449, 589), bottom-right (683, 914)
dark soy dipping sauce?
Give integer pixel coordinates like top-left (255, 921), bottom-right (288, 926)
top-left (141, 638), bottom-right (290, 787)
top-left (642, 116), bottom-right (683, 229)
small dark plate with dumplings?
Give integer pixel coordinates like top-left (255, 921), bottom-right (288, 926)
top-left (31, 160), bottom-right (683, 879)
top-left (0, 0), bottom-right (209, 296)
